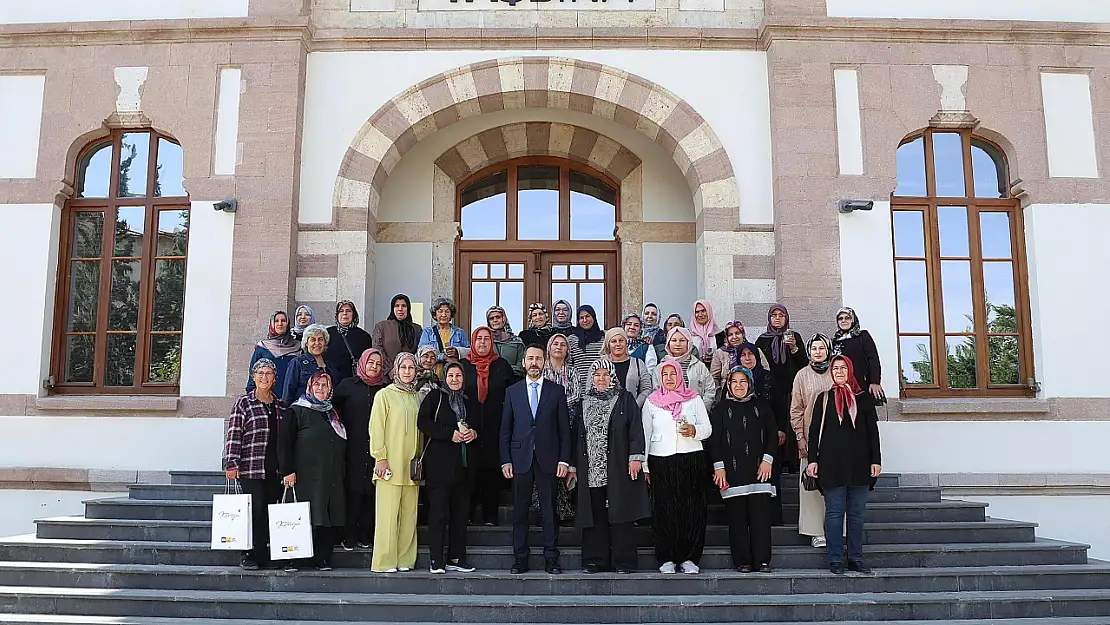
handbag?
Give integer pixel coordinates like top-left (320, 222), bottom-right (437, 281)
top-left (409, 394), bottom-right (440, 482)
top-left (801, 394), bottom-right (830, 492)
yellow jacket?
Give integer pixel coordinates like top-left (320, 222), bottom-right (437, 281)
top-left (369, 384), bottom-right (423, 486)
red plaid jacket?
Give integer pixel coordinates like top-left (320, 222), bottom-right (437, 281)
top-left (222, 391), bottom-right (282, 480)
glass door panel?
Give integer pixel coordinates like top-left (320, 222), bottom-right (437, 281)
top-left (458, 252), bottom-right (534, 335)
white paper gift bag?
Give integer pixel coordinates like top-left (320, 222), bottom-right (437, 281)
top-left (269, 487), bottom-right (313, 561)
top-left (211, 480), bottom-right (252, 550)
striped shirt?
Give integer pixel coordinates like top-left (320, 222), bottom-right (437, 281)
top-left (569, 335), bottom-right (605, 392)
top-left (222, 391), bottom-right (282, 480)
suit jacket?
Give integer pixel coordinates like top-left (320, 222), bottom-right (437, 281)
top-left (500, 378), bottom-right (571, 474)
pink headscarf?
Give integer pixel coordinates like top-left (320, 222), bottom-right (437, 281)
top-left (648, 360), bottom-right (699, 421)
top-left (690, 299), bottom-right (718, 356)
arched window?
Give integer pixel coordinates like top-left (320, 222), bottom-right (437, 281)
top-left (51, 130), bottom-right (189, 394)
top-left (455, 157), bottom-right (619, 332)
top-left (892, 129), bottom-right (1034, 397)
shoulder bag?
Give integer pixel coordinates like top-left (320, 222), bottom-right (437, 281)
top-left (801, 393), bottom-right (830, 492)
top-left (409, 393), bottom-right (440, 482)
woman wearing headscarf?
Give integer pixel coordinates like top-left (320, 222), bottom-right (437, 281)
top-left (487, 305), bottom-right (526, 379)
top-left (550, 299), bottom-right (574, 336)
top-left (756, 304), bottom-right (809, 407)
top-left (690, 300), bottom-right (719, 366)
top-left (831, 307), bottom-right (884, 403)
top-left (623, 313), bottom-right (658, 372)
top-left (711, 321), bottom-right (757, 392)
top-left (640, 303), bottom-right (663, 346)
top-left (332, 349), bottom-right (387, 550)
top-left (460, 326), bottom-right (516, 527)
top-left (707, 367), bottom-right (778, 573)
top-left (807, 355), bottom-right (882, 575)
top-left (247, 311), bottom-right (302, 394)
top-left (369, 353), bottom-right (423, 573)
top-left (519, 302), bottom-right (554, 349)
top-left (414, 345), bottom-right (442, 402)
top-left (653, 314), bottom-right (699, 362)
top-left (419, 297), bottom-right (470, 362)
top-left (651, 327), bottom-right (717, 411)
top-left (642, 360), bottom-right (712, 575)
top-left (291, 305), bottom-right (315, 342)
top-left (419, 361), bottom-right (478, 574)
top-left (569, 359), bottom-right (649, 574)
top-left (281, 324), bottom-right (331, 408)
top-left (600, 327), bottom-right (652, 409)
top-left (538, 332), bottom-right (581, 524)
top-left (325, 300), bottom-right (373, 385)
top-left (790, 334), bottom-right (835, 549)
top-left (372, 294), bottom-right (422, 382)
top-left (567, 305), bottom-right (606, 391)
top-left (278, 371), bottom-right (346, 571)
top-left (738, 342), bottom-right (789, 526)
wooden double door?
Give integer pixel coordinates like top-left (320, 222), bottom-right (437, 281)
top-left (457, 251), bottom-right (619, 335)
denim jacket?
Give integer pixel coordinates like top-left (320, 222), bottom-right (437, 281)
top-left (418, 324), bottom-right (471, 361)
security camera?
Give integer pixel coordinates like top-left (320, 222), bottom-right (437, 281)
top-left (838, 200), bottom-right (874, 214)
top-left (213, 199), bottom-right (237, 213)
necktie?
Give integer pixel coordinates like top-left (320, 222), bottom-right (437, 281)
top-left (529, 382), bottom-right (539, 419)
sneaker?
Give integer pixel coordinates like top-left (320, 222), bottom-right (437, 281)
top-left (381, 568), bottom-right (398, 573)
top-left (398, 566), bottom-right (412, 572)
top-left (446, 560), bottom-right (476, 573)
top-left (811, 536), bottom-right (827, 548)
top-left (680, 561), bottom-right (700, 575)
top-left (357, 541), bottom-right (371, 549)
top-left (340, 541), bottom-right (355, 552)
top-left (239, 557), bottom-right (259, 571)
top-left (659, 561), bottom-right (677, 574)
top-left (430, 564), bottom-right (446, 574)
top-left (283, 564), bottom-right (299, 572)
top-left (315, 562), bottom-right (333, 571)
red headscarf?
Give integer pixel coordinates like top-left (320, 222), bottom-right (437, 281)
top-left (831, 355), bottom-right (862, 426)
top-left (647, 360), bottom-right (699, 421)
top-left (466, 326), bottom-right (500, 403)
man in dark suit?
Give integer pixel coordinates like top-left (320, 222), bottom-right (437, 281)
top-left (500, 344), bottom-right (571, 574)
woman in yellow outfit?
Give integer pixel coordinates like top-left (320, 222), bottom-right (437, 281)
top-left (369, 351), bottom-right (423, 573)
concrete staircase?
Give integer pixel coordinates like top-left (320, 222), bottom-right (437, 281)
top-left (1, 470), bottom-right (1108, 624)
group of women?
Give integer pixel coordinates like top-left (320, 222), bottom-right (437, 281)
top-left (223, 296), bottom-right (882, 575)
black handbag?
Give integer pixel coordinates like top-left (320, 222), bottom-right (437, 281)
top-left (409, 394), bottom-right (439, 482)
top-left (802, 394), bottom-right (829, 492)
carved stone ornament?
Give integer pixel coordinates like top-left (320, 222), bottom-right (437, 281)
top-left (929, 110), bottom-right (980, 129)
top-left (929, 65), bottom-right (978, 129)
top-left (107, 66), bottom-right (151, 128)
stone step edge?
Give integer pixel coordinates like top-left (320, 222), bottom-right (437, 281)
top-left (17, 617), bottom-right (1110, 625)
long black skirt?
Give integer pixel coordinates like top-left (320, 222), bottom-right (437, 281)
top-left (649, 451), bottom-right (707, 566)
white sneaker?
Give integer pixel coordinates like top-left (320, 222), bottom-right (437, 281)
top-left (659, 561), bottom-right (677, 574)
top-left (680, 560), bottom-right (700, 574)
top-left (429, 565), bottom-right (446, 574)
top-left (398, 567), bottom-right (412, 572)
top-left (382, 568), bottom-right (398, 573)
top-left (812, 536), bottom-right (827, 548)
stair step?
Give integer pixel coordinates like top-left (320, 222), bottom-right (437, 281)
top-left (85, 498), bottom-right (985, 524)
top-left (1, 586), bottom-right (1109, 622)
top-left (32, 516), bottom-right (1037, 546)
top-left (0, 536), bottom-right (1088, 569)
top-left (0, 562), bottom-right (1106, 595)
top-left (6, 618), bottom-right (1106, 625)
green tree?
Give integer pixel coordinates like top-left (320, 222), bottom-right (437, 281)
top-left (903, 301), bottom-right (1020, 389)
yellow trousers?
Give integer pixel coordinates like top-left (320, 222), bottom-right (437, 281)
top-left (372, 482), bottom-right (419, 572)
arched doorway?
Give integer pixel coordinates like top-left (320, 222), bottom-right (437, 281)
top-left (455, 156), bottom-right (620, 333)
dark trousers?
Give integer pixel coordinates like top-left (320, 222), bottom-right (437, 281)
top-left (472, 467), bottom-right (505, 524)
top-left (724, 494), bottom-right (773, 567)
top-left (581, 486), bottom-right (637, 570)
top-left (428, 482), bottom-right (472, 566)
top-left (649, 452), bottom-right (707, 566)
top-left (823, 485), bottom-right (869, 565)
top-left (345, 488), bottom-right (375, 545)
top-left (769, 460), bottom-right (784, 526)
top-left (240, 474), bottom-right (282, 564)
top-left (295, 525), bottom-right (334, 567)
top-left (511, 456), bottom-right (558, 559)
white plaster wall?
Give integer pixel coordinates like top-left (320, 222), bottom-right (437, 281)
top-left (0, 75), bottom-right (46, 179)
top-left (826, 0), bottom-right (1110, 23)
top-left (1040, 73), bottom-right (1100, 179)
top-left (179, 201), bottom-right (236, 397)
top-left (0, 491), bottom-right (96, 539)
top-left (879, 421), bottom-right (1110, 474)
top-left (378, 107), bottom-right (694, 224)
top-left (0, 204), bottom-right (58, 395)
top-left (300, 50), bottom-right (774, 225)
top-left (0, 0), bottom-right (250, 24)
top-left (978, 495), bottom-right (1110, 560)
top-left (642, 243), bottom-right (698, 319)
top-left (1025, 204), bottom-right (1110, 398)
top-left (838, 200), bottom-right (899, 398)
top-left (0, 416), bottom-right (224, 471)
top-left (212, 68), bottom-right (242, 177)
top-left (374, 243), bottom-right (434, 324)
top-left (833, 69), bottom-right (863, 176)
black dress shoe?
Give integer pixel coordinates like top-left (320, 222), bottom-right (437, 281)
top-left (736, 564), bottom-right (751, 573)
top-left (240, 556), bottom-right (259, 571)
top-left (544, 558), bottom-right (562, 575)
top-left (582, 563), bottom-right (601, 574)
top-left (829, 563), bottom-right (844, 575)
top-left (846, 560), bottom-right (872, 575)
top-left (510, 558), bottom-right (529, 574)
top-left (615, 566), bottom-right (632, 574)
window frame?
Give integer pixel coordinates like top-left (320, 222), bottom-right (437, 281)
top-left (50, 130), bottom-right (191, 395)
top-left (891, 130), bottom-right (1035, 398)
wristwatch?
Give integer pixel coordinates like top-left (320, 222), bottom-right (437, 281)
top-left (795, 432), bottom-right (804, 440)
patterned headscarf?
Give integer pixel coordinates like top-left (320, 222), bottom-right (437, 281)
top-left (585, 358), bottom-right (621, 401)
top-left (357, 348), bottom-right (385, 386)
top-left (641, 303), bottom-right (662, 342)
top-left (251, 358), bottom-right (277, 375)
top-left (294, 371), bottom-right (346, 440)
top-left (759, 303), bottom-right (791, 365)
top-left (391, 352), bottom-right (419, 393)
top-left (486, 305), bottom-right (517, 343)
top-left (543, 333), bottom-right (581, 405)
top-left (527, 302), bottom-right (551, 332)
top-left (335, 300), bottom-right (360, 332)
top-left (718, 320), bottom-right (748, 369)
top-left (808, 333), bottom-right (833, 374)
top-left (725, 366), bottom-right (756, 402)
top-left (831, 307), bottom-right (862, 355)
top-left (258, 311), bottom-right (302, 358)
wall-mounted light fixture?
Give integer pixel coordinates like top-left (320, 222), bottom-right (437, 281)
top-left (213, 198), bottom-right (237, 213)
top-left (838, 199), bottom-right (874, 214)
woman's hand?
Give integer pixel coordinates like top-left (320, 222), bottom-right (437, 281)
top-left (451, 430), bottom-right (465, 443)
top-left (463, 429), bottom-right (477, 443)
top-left (282, 473), bottom-right (296, 487)
top-left (628, 460), bottom-right (642, 481)
top-left (797, 437), bottom-right (808, 458)
top-left (566, 470), bottom-right (577, 488)
top-left (757, 460), bottom-right (772, 482)
top-left (784, 333), bottom-right (797, 353)
top-left (224, 468), bottom-right (239, 480)
top-left (871, 464), bottom-right (882, 478)
top-left (713, 468), bottom-right (729, 491)
top-left (778, 431), bottom-right (786, 446)
top-left (869, 383), bottom-right (885, 401)
top-left (678, 423), bottom-right (696, 438)
top-left (644, 471), bottom-right (650, 485)
top-left (374, 459), bottom-right (390, 479)
top-left (806, 463), bottom-right (818, 478)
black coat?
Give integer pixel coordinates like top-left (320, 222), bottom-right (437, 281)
top-left (278, 405), bottom-right (346, 527)
top-left (832, 331), bottom-right (882, 389)
top-left (417, 389), bottom-right (478, 487)
top-left (706, 397), bottom-right (778, 492)
top-left (572, 390), bottom-right (650, 527)
top-left (460, 358), bottom-right (515, 468)
top-left (755, 331), bottom-right (810, 399)
top-left (809, 390), bottom-right (882, 491)
top-left (324, 326), bottom-right (373, 385)
top-left (519, 327), bottom-right (555, 349)
top-left (332, 377), bottom-right (384, 494)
